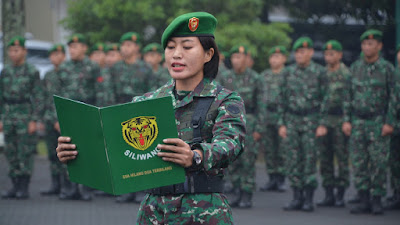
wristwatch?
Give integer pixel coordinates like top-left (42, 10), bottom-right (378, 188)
top-left (192, 150), bottom-right (202, 166)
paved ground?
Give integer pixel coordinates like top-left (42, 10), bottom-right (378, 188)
top-left (1, 152), bottom-right (399, 225)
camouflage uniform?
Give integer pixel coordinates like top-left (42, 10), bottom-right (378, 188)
top-left (135, 78), bottom-right (246, 224)
top-left (0, 62), bottom-right (43, 197)
top-left (319, 63), bottom-right (351, 189)
top-left (109, 60), bottom-right (154, 104)
top-left (219, 67), bottom-right (261, 205)
top-left (153, 67), bottom-right (171, 90)
top-left (278, 61), bottom-right (327, 189)
top-left (344, 57), bottom-right (396, 198)
top-left (95, 67), bottom-right (115, 107)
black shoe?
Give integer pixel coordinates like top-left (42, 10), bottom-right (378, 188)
top-left (15, 176), bottom-right (30, 200)
top-left (385, 190), bottom-right (400, 210)
top-left (302, 186), bottom-right (315, 212)
top-left (283, 188), bottom-right (304, 211)
top-left (335, 186), bottom-right (346, 207)
top-left (348, 191), bottom-right (361, 204)
top-left (317, 186), bottom-right (335, 207)
top-left (371, 196), bottom-right (384, 215)
top-left (116, 193), bottom-right (136, 203)
top-left (275, 174), bottom-right (287, 192)
top-left (350, 190), bottom-right (371, 214)
top-left (260, 174), bottom-right (277, 192)
top-left (41, 175), bottom-right (61, 196)
top-left (238, 191), bottom-right (253, 209)
top-left (230, 189), bottom-right (242, 208)
top-left (1, 177), bottom-right (18, 199)
top-left (59, 183), bottom-right (81, 200)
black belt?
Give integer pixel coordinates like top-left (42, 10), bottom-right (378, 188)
top-left (328, 107), bottom-right (343, 116)
top-left (354, 111), bottom-right (384, 120)
top-left (4, 99), bottom-right (30, 104)
top-left (287, 107), bottom-right (320, 116)
top-left (148, 172), bottom-right (224, 195)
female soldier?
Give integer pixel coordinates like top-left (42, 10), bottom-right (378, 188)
top-left (56, 12), bottom-right (246, 224)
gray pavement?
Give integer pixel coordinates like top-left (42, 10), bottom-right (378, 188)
top-left (1, 152), bottom-right (399, 225)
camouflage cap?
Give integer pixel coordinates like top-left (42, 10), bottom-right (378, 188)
top-left (360, 29), bottom-right (382, 42)
top-left (161, 12), bottom-right (217, 49)
top-left (7, 35), bottom-right (25, 47)
top-left (143, 43), bottom-right (163, 54)
top-left (323, 40), bottom-right (343, 51)
top-left (48, 44), bottom-right (65, 54)
top-left (292, 37), bottom-right (313, 51)
top-left (229, 45), bottom-right (248, 56)
top-left (268, 45), bottom-right (288, 56)
top-left (105, 43), bottom-right (120, 53)
top-left (67, 33), bottom-right (87, 45)
top-left (89, 43), bottom-right (106, 54)
top-left (120, 32), bottom-right (140, 44)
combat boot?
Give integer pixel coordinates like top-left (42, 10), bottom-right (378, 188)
top-left (80, 185), bottom-right (93, 201)
top-left (230, 189), bottom-right (242, 208)
top-left (260, 174), bottom-right (277, 192)
top-left (348, 190), bottom-right (361, 204)
top-left (275, 174), bottom-right (287, 192)
top-left (317, 186), bottom-right (335, 207)
top-left (1, 177), bottom-right (18, 199)
top-left (385, 190), bottom-right (400, 210)
top-left (238, 191), bottom-right (253, 209)
top-left (40, 174), bottom-right (61, 196)
top-left (371, 195), bottom-right (384, 215)
top-left (116, 193), bottom-right (136, 203)
top-left (59, 183), bottom-right (81, 200)
top-left (15, 175), bottom-right (30, 199)
top-left (335, 186), bottom-right (346, 207)
top-left (302, 186), bottom-right (315, 212)
top-left (350, 190), bottom-right (371, 214)
top-left (283, 187), bottom-right (304, 211)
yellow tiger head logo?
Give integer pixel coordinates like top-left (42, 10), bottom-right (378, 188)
top-left (121, 116), bottom-right (158, 151)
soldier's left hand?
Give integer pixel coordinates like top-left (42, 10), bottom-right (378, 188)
top-left (316, 125), bottom-right (328, 137)
top-left (381, 124), bottom-right (394, 136)
top-left (157, 138), bottom-right (203, 168)
top-left (28, 121), bottom-right (36, 135)
top-left (253, 132), bottom-right (261, 141)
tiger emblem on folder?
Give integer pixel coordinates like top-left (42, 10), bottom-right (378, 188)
top-left (121, 116), bottom-right (158, 151)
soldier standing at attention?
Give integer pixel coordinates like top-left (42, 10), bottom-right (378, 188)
top-left (89, 43), bottom-right (107, 69)
top-left (221, 45), bottom-right (262, 208)
top-left (279, 37), bottom-right (327, 212)
top-left (0, 36), bottom-right (43, 199)
top-left (40, 44), bottom-right (66, 196)
top-left (316, 40), bottom-right (351, 207)
top-left (105, 43), bottom-right (122, 68)
top-left (142, 42), bottom-right (170, 88)
top-left (57, 34), bottom-right (100, 201)
top-left (56, 12), bottom-right (246, 224)
top-left (259, 46), bottom-right (288, 192)
top-left (343, 29), bottom-right (397, 215)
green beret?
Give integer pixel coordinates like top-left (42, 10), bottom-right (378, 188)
top-left (360, 29), bottom-right (382, 42)
top-left (8, 36), bottom-right (25, 47)
top-left (397, 44), bottom-right (400, 53)
top-left (89, 43), bottom-right (106, 54)
top-left (120, 32), bottom-right (140, 44)
top-left (48, 44), bottom-right (65, 54)
top-left (143, 43), bottom-right (163, 54)
top-left (161, 12), bottom-right (217, 49)
top-left (229, 45), bottom-right (248, 56)
top-left (323, 40), bottom-right (343, 51)
top-left (292, 37), bottom-right (313, 51)
top-left (105, 43), bottom-right (120, 53)
top-left (268, 45), bottom-right (288, 56)
top-left (67, 34), bottom-right (87, 45)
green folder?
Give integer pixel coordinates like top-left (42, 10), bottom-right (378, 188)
top-left (53, 95), bottom-right (185, 195)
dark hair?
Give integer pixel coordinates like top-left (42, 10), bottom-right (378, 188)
top-left (198, 36), bottom-right (219, 80)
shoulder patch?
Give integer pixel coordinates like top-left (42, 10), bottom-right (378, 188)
top-left (226, 104), bottom-right (241, 117)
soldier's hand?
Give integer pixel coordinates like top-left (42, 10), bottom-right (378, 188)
top-left (56, 136), bottom-right (78, 163)
top-left (381, 124), bottom-right (394, 136)
top-left (157, 138), bottom-right (202, 168)
top-left (253, 131), bottom-right (262, 141)
top-left (0, 121), bottom-right (3, 132)
top-left (316, 125), bottom-right (328, 137)
top-left (54, 122), bottom-right (61, 133)
top-left (279, 126), bottom-right (287, 139)
top-left (28, 121), bottom-right (36, 134)
top-left (342, 122), bottom-right (352, 136)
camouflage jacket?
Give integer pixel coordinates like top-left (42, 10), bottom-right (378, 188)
top-left (110, 60), bottom-right (154, 104)
top-left (95, 67), bottom-right (116, 107)
top-left (43, 69), bottom-right (63, 123)
top-left (320, 63), bottom-right (351, 126)
top-left (0, 62), bottom-right (43, 121)
top-left (344, 57), bottom-right (397, 126)
top-left (132, 78), bottom-right (246, 176)
top-left (153, 67), bottom-right (171, 90)
top-left (258, 68), bottom-right (285, 126)
top-left (57, 57), bottom-right (100, 105)
top-left (278, 61), bottom-right (327, 127)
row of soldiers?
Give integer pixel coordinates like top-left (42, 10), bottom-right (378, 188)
top-left (0, 28), bottom-right (399, 216)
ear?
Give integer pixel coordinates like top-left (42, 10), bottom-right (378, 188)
top-left (377, 42), bottom-right (383, 51)
top-left (204, 48), bottom-right (214, 63)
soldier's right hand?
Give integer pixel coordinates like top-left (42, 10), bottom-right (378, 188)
top-left (56, 136), bottom-right (78, 163)
top-left (279, 126), bottom-right (287, 139)
top-left (342, 122), bottom-right (352, 136)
